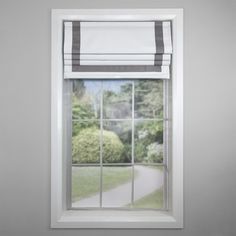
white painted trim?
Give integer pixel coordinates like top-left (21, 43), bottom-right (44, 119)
top-left (64, 71), bottom-right (170, 79)
top-left (51, 8), bottom-right (183, 228)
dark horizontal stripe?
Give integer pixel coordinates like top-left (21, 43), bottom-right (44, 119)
top-left (65, 20), bottom-right (171, 23)
top-left (72, 65), bottom-right (162, 72)
top-left (67, 62), bottom-right (169, 66)
top-left (65, 52), bottom-right (171, 55)
top-left (65, 54), bottom-right (168, 60)
top-left (66, 62), bottom-right (169, 66)
top-left (66, 60), bottom-right (170, 62)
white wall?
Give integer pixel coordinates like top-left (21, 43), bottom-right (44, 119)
top-left (0, 0), bottom-right (235, 236)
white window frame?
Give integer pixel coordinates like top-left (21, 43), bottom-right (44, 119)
top-left (51, 8), bottom-right (183, 228)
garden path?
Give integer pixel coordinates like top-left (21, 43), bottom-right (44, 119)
top-left (72, 165), bottom-right (163, 208)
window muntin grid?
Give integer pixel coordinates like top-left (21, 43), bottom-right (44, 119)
top-left (68, 79), bottom-right (169, 210)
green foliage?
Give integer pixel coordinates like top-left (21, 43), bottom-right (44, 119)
top-left (72, 128), bottom-right (99, 163)
top-left (146, 143), bottom-right (163, 163)
top-left (72, 120), bottom-right (99, 137)
top-left (135, 121), bottom-right (163, 163)
top-left (103, 82), bottom-right (132, 104)
top-left (72, 80), bottom-right (86, 98)
top-left (102, 130), bottom-right (125, 163)
top-left (135, 80), bottom-right (163, 118)
top-left (134, 142), bottom-right (146, 163)
top-left (103, 121), bottom-right (132, 162)
top-left (122, 144), bottom-right (132, 163)
top-left (103, 81), bottom-right (132, 119)
top-left (72, 94), bottom-right (96, 121)
top-left (141, 121), bottom-right (163, 144)
top-left (72, 93), bottom-right (99, 137)
top-left (71, 80), bottom-right (164, 164)
top-left (72, 128), bottom-right (125, 163)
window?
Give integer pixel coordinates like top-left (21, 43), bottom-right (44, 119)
top-left (51, 9), bottom-right (183, 228)
top-left (67, 79), bottom-right (169, 210)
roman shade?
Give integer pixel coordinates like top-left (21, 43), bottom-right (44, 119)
top-left (63, 21), bottom-right (172, 79)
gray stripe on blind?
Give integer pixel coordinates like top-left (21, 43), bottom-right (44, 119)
top-left (71, 65), bottom-right (162, 72)
top-left (72, 22), bottom-right (80, 71)
top-left (155, 21), bottom-right (164, 66)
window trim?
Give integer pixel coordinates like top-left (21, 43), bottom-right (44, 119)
top-left (51, 8), bottom-right (183, 228)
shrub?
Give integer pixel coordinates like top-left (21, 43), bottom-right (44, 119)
top-left (72, 128), bottom-right (124, 163)
top-left (146, 142), bottom-right (163, 163)
top-left (134, 142), bottom-right (146, 163)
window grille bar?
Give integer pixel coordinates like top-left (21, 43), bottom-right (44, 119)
top-left (131, 81), bottom-right (135, 206)
top-left (99, 81), bottom-right (103, 208)
top-left (72, 118), bottom-right (168, 122)
top-left (163, 79), bottom-right (169, 210)
top-left (65, 81), bottom-right (72, 209)
top-left (72, 163), bottom-right (166, 167)
top-left (70, 206), bottom-right (166, 211)
top-left (166, 80), bottom-right (170, 210)
top-left (130, 163), bottom-right (165, 166)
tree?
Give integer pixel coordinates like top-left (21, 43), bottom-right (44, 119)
top-left (73, 80), bottom-right (85, 99)
top-left (134, 80), bottom-right (163, 118)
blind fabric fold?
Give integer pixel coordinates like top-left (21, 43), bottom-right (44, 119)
top-left (64, 21), bottom-right (172, 79)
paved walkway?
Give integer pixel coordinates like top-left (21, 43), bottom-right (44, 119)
top-left (72, 166), bottom-right (163, 208)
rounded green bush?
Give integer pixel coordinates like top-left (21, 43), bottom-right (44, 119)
top-left (72, 128), bottom-right (124, 163)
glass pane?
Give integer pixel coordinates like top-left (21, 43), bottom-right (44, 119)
top-left (103, 80), bottom-right (132, 119)
top-left (72, 121), bottom-right (100, 164)
top-left (72, 166), bottom-right (100, 208)
top-left (133, 166), bottom-right (164, 209)
top-left (103, 121), bottom-right (132, 163)
top-left (134, 120), bottom-right (163, 163)
top-left (134, 80), bottom-right (163, 119)
top-left (72, 80), bottom-right (101, 120)
top-left (102, 166), bottom-right (132, 207)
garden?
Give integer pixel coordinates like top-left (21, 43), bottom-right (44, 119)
top-left (71, 80), bottom-right (164, 209)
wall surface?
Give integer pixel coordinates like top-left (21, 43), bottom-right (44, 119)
top-left (0, 0), bottom-right (236, 236)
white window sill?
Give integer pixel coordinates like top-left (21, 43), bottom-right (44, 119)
top-left (51, 210), bottom-right (182, 228)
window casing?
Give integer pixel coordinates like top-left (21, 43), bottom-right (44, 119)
top-left (51, 9), bottom-right (183, 228)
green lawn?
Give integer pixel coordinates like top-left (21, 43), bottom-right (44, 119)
top-left (72, 166), bottom-right (163, 209)
top-left (145, 165), bottom-right (163, 171)
top-left (131, 188), bottom-right (163, 209)
top-left (72, 166), bottom-right (133, 202)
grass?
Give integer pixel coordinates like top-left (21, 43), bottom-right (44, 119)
top-left (72, 165), bottom-right (163, 209)
top-left (143, 165), bottom-right (163, 170)
top-left (131, 187), bottom-right (163, 209)
top-left (72, 166), bottom-right (133, 202)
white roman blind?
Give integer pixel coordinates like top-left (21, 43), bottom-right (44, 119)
top-left (63, 21), bottom-right (172, 79)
